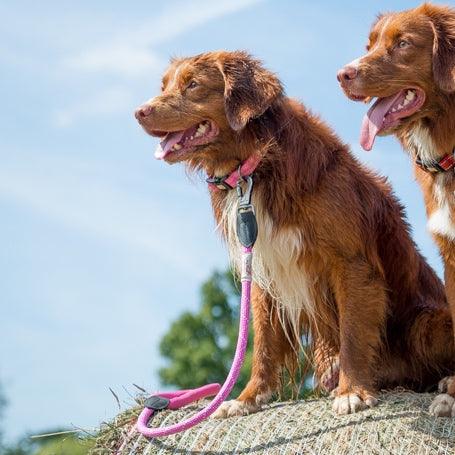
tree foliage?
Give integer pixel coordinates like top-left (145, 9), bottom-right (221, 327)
top-left (1, 432), bottom-right (92, 455)
top-left (159, 270), bottom-right (253, 397)
top-left (0, 382), bottom-right (6, 448)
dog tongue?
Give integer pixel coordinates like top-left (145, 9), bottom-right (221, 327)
top-left (360, 92), bottom-right (401, 151)
top-left (154, 130), bottom-right (185, 159)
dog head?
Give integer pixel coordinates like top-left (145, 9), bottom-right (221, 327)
top-left (337, 3), bottom-right (455, 151)
top-left (135, 51), bottom-right (282, 174)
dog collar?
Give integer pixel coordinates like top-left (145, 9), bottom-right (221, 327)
top-left (206, 154), bottom-right (262, 190)
top-left (416, 148), bottom-right (455, 173)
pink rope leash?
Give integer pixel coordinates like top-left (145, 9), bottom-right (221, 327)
top-left (135, 246), bottom-right (253, 438)
top-left (132, 174), bottom-right (257, 443)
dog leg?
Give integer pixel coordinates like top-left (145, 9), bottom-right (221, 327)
top-left (330, 258), bottom-right (385, 415)
top-left (430, 261), bottom-right (455, 417)
top-left (212, 284), bottom-right (297, 418)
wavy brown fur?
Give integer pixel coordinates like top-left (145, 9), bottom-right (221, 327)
top-left (135, 51), bottom-right (454, 415)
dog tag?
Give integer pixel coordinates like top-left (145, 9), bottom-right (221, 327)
top-left (236, 207), bottom-right (258, 248)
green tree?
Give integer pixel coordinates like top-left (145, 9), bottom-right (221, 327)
top-left (159, 270), bottom-right (252, 397)
top-left (33, 434), bottom-right (92, 455)
top-left (0, 385), bottom-right (5, 445)
top-left (0, 378), bottom-right (91, 455)
top-left (2, 432), bottom-right (92, 455)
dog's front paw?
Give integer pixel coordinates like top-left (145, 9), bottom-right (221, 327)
top-left (438, 376), bottom-right (455, 394)
top-left (332, 391), bottom-right (378, 415)
top-left (211, 399), bottom-right (261, 419)
top-left (429, 393), bottom-right (455, 417)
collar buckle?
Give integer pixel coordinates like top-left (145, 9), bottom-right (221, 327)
top-left (205, 176), bottom-right (234, 190)
top-left (416, 150), bottom-right (455, 174)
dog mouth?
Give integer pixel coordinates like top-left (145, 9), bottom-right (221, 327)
top-left (153, 120), bottom-right (219, 161)
top-left (359, 88), bottom-right (426, 151)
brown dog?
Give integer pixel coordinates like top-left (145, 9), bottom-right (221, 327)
top-left (338, 3), bottom-right (455, 416)
top-left (136, 51), bottom-right (453, 416)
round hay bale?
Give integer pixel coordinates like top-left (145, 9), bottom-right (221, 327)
top-left (91, 391), bottom-right (455, 454)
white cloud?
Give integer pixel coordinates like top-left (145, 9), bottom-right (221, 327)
top-left (55, 0), bottom-right (263, 127)
top-left (63, 0), bottom-right (263, 79)
top-left (64, 46), bottom-right (164, 79)
top-left (53, 86), bottom-right (134, 127)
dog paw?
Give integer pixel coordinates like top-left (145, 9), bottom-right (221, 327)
top-left (211, 400), bottom-right (261, 419)
top-left (332, 392), bottom-right (378, 415)
top-left (438, 376), bottom-right (455, 394)
top-left (429, 393), bottom-right (455, 417)
top-left (319, 358), bottom-right (340, 393)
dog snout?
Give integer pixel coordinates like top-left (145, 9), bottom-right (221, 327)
top-left (337, 65), bottom-right (358, 83)
top-left (135, 103), bottom-right (154, 121)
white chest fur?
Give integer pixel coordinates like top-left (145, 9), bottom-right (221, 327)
top-left (219, 191), bottom-right (315, 339)
top-left (409, 125), bottom-right (455, 241)
top-left (408, 124), bottom-right (440, 164)
top-left (428, 175), bottom-right (455, 241)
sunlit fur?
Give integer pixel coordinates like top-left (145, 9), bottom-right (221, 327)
top-left (220, 189), bottom-right (316, 346)
top-left (338, 3), bottom-right (455, 416)
top-left (136, 51), bottom-right (454, 416)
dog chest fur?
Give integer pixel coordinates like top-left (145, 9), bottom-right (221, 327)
top-left (220, 189), bottom-right (315, 339)
top-left (409, 125), bottom-right (455, 241)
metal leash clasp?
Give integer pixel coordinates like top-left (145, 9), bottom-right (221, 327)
top-left (236, 174), bottom-right (258, 248)
top-left (236, 172), bottom-right (254, 209)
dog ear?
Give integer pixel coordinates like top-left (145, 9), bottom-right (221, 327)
top-left (216, 52), bottom-right (283, 131)
top-left (429, 7), bottom-right (455, 92)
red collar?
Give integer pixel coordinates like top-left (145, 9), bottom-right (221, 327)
top-left (207, 154), bottom-right (262, 190)
top-left (416, 149), bottom-right (455, 173)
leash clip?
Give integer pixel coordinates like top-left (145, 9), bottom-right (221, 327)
top-left (236, 175), bottom-right (258, 248)
top-left (236, 174), bottom-right (254, 210)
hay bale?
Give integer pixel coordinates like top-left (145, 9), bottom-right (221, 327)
top-left (91, 391), bottom-right (455, 454)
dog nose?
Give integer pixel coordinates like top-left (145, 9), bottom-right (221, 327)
top-left (135, 104), bottom-right (153, 120)
top-left (337, 65), bottom-right (358, 83)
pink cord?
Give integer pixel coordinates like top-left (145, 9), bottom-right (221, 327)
top-left (135, 246), bottom-right (253, 438)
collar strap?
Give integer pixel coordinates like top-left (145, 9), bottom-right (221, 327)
top-left (416, 149), bottom-right (455, 173)
top-left (206, 154), bottom-right (262, 190)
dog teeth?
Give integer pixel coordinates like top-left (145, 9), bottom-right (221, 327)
top-left (196, 123), bottom-right (208, 136)
top-left (192, 122), bottom-right (210, 139)
top-left (406, 90), bottom-right (416, 100)
top-left (173, 143), bottom-right (182, 150)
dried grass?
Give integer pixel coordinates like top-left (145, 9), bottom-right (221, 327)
top-left (90, 390), bottom-right (455, 454)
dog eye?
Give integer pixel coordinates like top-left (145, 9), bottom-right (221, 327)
top-left (187, 80), bottom-right (198, 90)
top-left (397, 40), bottom-right (409, 49)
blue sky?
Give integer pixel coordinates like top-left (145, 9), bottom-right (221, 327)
top-left (1, 0), bottom-right (442, 443)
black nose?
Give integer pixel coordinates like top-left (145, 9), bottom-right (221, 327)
top-left (134, 104), bottom-right (153, 120)
top-left (337, 65), bottom-right (358, 83)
